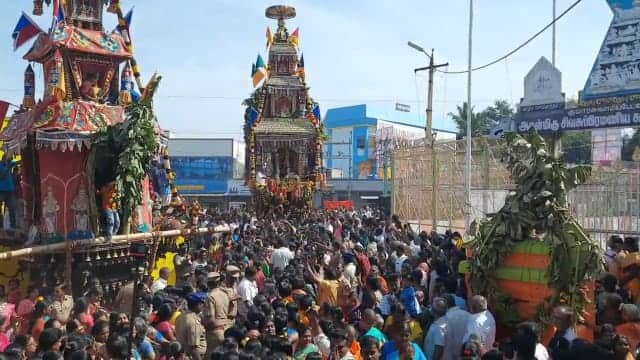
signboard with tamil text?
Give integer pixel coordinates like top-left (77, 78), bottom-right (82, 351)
top-left (516, 97), bottom-right (640, 133)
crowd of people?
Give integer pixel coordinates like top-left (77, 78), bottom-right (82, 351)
top-left (0, 207), bottom-right (638, 359)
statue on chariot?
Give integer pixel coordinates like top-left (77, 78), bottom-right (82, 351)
top-left (243, 5), bottom-right (327, 215)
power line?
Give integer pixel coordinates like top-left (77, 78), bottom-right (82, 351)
top-left (0, 88), bottom-right (500, 105)
top-left (438, 0), bottom-right (583, 75)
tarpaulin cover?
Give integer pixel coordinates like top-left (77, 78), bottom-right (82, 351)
top-left (38, 148), bottom-right (88, 236)
top-left (24, 25), bottom-right (132, 61)
top-left (1, 112), bottom-right (33, 153)
top-left (323, 200), bottom-right (354, 210)
top-left (20, 143), bottom-right (36, 227)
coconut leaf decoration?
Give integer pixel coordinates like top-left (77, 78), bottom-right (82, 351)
top-left (95, 78), bottom-right (161, 234)
top-left (469, 129), bottom-right (602, 326)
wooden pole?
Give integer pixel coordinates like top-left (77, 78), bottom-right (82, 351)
top-left (0, 225), bottom-right (229, 261)
top-left (114, 3), bottom-right (145, 92)
top-left (147, 236), bottom-right (162, 277)
top-left (64, 234), bottom-right (72, 289)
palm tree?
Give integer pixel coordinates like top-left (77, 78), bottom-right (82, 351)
top-left (449, 100), bottom-right (514, 137)
top-left (448, 102), bottom-right (478, 137)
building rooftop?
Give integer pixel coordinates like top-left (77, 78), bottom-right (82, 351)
top-left (324, 104), bottom-right (457, 133)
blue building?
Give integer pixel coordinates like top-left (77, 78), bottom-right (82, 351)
top-left (169, 138), bottom-right (248, 209)
top-left (323, 104), bottom-right (457, 207)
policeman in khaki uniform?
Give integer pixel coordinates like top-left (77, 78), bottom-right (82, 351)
top-left (222, 265), bottom-right (241, 317)
top-left (204, 267), bottom-right (241, 356)
top-left (175, 292), bottom-right (207, 360)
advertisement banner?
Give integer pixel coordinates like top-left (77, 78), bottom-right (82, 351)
top-left (226, 179), bottom-right (252, 196)
top-left (323, 200), bottom-right (355, 210)
top-left (172, 156), bottom-right (233, 194)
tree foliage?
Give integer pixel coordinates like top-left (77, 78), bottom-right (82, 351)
top-left (562, 131), bottom-right (592, 164)
top-left (622, 129), bottom-right (640, 162)
top-left (470, 129), bottom-right (601, 326)
top-left (449, 100), bottom-right (515, 137)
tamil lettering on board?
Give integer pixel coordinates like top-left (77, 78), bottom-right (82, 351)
top-left (516, 101), bottom-right (640, 132)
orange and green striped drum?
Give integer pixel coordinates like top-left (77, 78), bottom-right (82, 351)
top-left (495, 241), bottom-right (554, 320)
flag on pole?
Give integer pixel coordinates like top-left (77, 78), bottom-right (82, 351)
top-left (123, 7), bottom-right (134, 28)
top-left (313, 104), bottom-right (321, 121)
top-left (50, 0), bottom-right (65, 32)
top-left (0, 101), bottom-right (10, 124)
top-left (298, 53), bottom-right (305, 80)
top-left (48, 49), bottom-right (66, 101)
top-left (113, 7), bottom-right (133, 33)
top-left (12, 12), bottom-right (44, 50)
top-left (266, 26), bottom-right (274, 49)
top-left (248, 107), bottom-right (260, 126)
top-left (252, 54), bottom-right (267, 88)
top-left (289, 27), bottom-right (300, 48)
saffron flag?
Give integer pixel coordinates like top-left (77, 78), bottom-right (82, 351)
top-left (12, 12), bottom-right (44, 50)
top-left (248, 107), bottom-right (259, 126)
top-left (298, 53), bottom-right (305, 80)
top-left (252, 54), bottom-right (267, 88)
top-left (313, 104), bottom-right (321, 121)
top-left (266, 26), bottom-right (274, 49)
top-left (0, 101), bottom-right (10, 125)
top-left (289, 27), bottom-right (300, 48)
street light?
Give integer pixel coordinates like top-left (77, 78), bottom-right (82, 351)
top-left (407, 41), bottom-right (430, 58)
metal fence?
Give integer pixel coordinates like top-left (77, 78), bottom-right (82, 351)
top-left (569, 164), bottom-right (640, 248)
top-left (392, 137), bottom-right (640, 245)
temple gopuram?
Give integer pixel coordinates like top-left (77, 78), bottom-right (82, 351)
top-left (244, 5), bottom-right (325, 212)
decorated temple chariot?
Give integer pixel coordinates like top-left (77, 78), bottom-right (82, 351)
top-left (0, 0), bottom-right (180, 299)
top-left (243, 5), bottom-right (326, 212)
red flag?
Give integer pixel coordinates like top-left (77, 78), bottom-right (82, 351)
top-left (0, 101), bottom-right (9, 123)
top-left (289, 27), bottom-right (300, 47)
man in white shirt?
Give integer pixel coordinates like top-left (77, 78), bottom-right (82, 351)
top-left (151, 267), bottom-right (170, 294)
top-left (237, 266), bottom-right (259, 305)
top-left (270, 238), bottom-right (294, 271)
top-left (463, 295), bottom-right (496, 354)
top-left (442, 294), bottom-right (472, 360)
top-left (394, 245), bottom-right (408, 273)
top-left (423, 297), bottom-right (448, 360)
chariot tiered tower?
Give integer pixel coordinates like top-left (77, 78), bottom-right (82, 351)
top-left (244, 5), bottom-right (325, 210)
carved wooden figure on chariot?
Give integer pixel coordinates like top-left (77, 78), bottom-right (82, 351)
top-left (71, 184), bottom-right (90, 233)
top-left (43, 186), bottom-right (60, 235)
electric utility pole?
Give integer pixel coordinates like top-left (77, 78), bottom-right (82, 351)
top-left (408, 43), bottom-right (448, 232)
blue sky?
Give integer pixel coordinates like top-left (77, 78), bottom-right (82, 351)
top-left (0, 0), bottom-right (612, 138)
